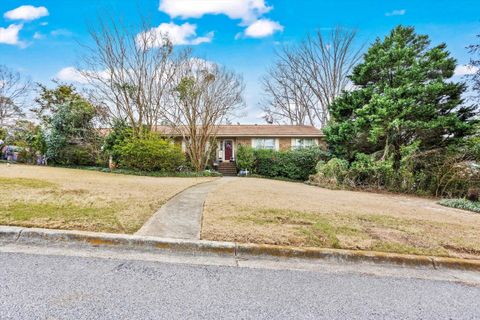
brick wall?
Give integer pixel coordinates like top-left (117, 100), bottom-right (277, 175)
top-left (278, 138), bottom-right (291, 151)
top-left (236, 137), bottom-right (252, 147)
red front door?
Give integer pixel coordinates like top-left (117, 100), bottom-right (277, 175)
top-left (224, 140), bottom-right (233, 161)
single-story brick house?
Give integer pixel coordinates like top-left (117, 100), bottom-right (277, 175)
top-left (155, 125), bottom-right (325, 174)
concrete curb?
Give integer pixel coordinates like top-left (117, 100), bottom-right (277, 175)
top-left (1, 226), bottom-right (480, 272)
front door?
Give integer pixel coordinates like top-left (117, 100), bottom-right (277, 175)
top-left (224, 140), bottom-right (233, 161)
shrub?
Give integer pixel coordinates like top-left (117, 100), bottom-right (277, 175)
top-left (236, 144), bottom-right (255, 172)
top-left (348, 153), bottom-right (395, 188)
top-left (56, 144), bottom-right (98, 166)
top-left (253, 149), bottom-right (277, 177)
top-left (115, 134), bottom-right (184, 172)
top-left (438, 198), bottom-right (480, 214)
top-left (251, 147), bottom-right (327, 181)
top-left (315, 158), bottom-right (349, 185)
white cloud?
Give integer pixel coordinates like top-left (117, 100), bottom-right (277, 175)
top-left (50, 29), bottom-right (73, 37)
top-left (55, 67), bottom-right (89, 84)
top-left (33, 32), bottom-right (45, 40)
top-left (0, 24), bottom-right (23, 46)
top-left (385, 9), bottom-right (406, 17)
top-left (159, 0), bottom-right (271, 24)
top-left (4, 5), bottom-right (49, 21)
top-left (454, 64), bottom-right (479, 76)
top-left (244, 19), bottom-right (283, 38)
top-left (141, 22), bottom-right (214, 47)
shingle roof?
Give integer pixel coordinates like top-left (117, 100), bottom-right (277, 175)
top-left (154, 125), bottom-right (324, 137)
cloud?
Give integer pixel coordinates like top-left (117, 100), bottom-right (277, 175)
top-left (0, 24), bottom-right (23, 46)
top-left (141, 22), bottom-right (214, 47)
top-left (55, 67), bottom-right (89, 84)
top-left (385, 9), bottom-right (406, 17)
top-left (159, 0), bottom-right (271, 24)
top-left (4, 5), bottom-right (49, 21)
top-left (33, 32), bottom-right (45, 40)
top-left (454, 64), bottom-right (479, 76)
top-left (50, 29), bottom-right (73, 37)
top-left (244, 19), bottom-right (283, 38)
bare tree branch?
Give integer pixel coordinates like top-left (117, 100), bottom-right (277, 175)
top-left (162, 57), bottom-right (245, 171)
top-left (0, 65), bottom-right (31, 126)
top-left (262, 26), bottom-right (363, 127)
top-left (79, 15), bottom-right (184, 136)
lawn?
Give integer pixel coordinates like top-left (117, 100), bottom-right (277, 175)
top-left (202, 178), bottom-right (480, 259)
top-left (0, 164), bottom-right (215, 234)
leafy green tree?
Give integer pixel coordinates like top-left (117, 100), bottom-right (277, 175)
top-left (325, 26), bottom-right (477, 169)
top-left (33, 83), bottom-right (83, 125)
top-left (102, 119), bottom-right (133, 163)
top-left (42, 87), bottom-right (100, 165)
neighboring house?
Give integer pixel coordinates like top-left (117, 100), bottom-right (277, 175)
top-left (155, 124), bottom-right (325, 174)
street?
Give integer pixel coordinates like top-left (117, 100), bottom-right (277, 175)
top-left (0, 244), bottom-right (479, 319)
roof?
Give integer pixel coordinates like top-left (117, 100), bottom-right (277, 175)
top-left (154, 125), bottom-right (324, 138)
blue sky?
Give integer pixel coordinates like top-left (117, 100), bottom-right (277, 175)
top-left (1, 0), bottom-right (479, 123)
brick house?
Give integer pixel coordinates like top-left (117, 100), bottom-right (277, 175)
top-left (155, 124), bottom-right (325, 175)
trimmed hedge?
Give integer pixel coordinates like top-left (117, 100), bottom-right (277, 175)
top-left (237, 146), bottom-right (327, 181)
top-left (115, 135), bottom-right (185, 172)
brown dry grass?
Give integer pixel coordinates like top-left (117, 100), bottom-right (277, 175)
top-left (0, 164), bottom-right (215, 233)
top-left (202, 178), bottom-right (480, 259)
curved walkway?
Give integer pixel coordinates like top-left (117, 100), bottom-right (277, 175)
top-left (135, 177), bottom-right (235, 239)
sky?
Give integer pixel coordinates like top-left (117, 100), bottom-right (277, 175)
top-left (0, 0), bottom-right (479, 123)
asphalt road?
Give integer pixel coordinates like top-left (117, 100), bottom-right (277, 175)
top-left (1, 248), bottom-right (479, 320)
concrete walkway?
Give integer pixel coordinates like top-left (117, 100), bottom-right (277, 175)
top-left (135, 178), bottom-right (234, 239)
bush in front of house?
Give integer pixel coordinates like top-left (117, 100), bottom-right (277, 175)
top-left (235, 146), bottom-right (327, 181)
top-left (115, 134), bottom-right (185, 172)
top-left (236, 144), bottom-right (255, 172)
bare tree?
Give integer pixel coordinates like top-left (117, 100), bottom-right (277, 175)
top-left (80, 16), bottom-right (183, 136)
top-left (262, 27), bottom-right (363, 127)
top-left (467, 33), bottom-right (480, 102)
top-left (163, 58), bottom-right (245, 171)
top-left (0, 65), bottom-right (31, 126)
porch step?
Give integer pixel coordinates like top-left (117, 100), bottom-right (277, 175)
top-left (218, 162), bottom-right (237, 176)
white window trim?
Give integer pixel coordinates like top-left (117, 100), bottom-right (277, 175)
top-left (291, 138), bottom-right (318, 149)
top-left (251, 138), bottom-right (278, 151)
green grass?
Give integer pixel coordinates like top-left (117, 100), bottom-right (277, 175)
top-left (438, 198), bottom-right (480, 214)
top-left (0, 201), bottom-right (123, 233)
top-left (0, 177), bottom-right (57, 189)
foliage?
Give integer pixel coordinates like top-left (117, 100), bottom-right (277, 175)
top-left (44, 88), bottom-right (101, 165)
top-left (115, 134), bottom-right (185, 172)
top-left (3, 120), bottom-right (46, 163)
top-left (33, 83), bottom-right (84, 125)
top-left (236, 144), bottom-right (255, 171)
top-left (251, 147), bottom-right (327, 181)
top-left (319, 25), bottom-right (479, 197)
top-left (438, 198), bottom-right (480, 214)
top-left (0, 127), bottom-right (6, 140)
top-left (325, 26), bottom-right (477, 165)
top-left (315, 158), bottom-right (350, 185)
top-left (102, 119), bottom-right (133, 162)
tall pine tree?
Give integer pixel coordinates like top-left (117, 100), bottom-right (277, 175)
top-left (325, 26), bottom-right (477, 167)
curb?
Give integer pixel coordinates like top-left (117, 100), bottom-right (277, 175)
top-left (1, 226), bottom-right (480, 272)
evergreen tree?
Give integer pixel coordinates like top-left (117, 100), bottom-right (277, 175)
top-left (325, 26), bottom-right (477, 167)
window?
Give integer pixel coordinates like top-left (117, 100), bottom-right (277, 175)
top-left (292, 138), bottom-right (316, 149)
top-left (253, 138), bottom-right (276, 150)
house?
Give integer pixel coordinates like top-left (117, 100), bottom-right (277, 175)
top-left (155, 124), bottom-right (325, 175)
